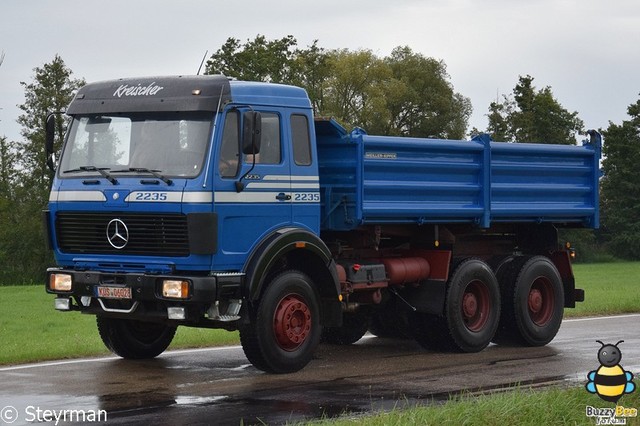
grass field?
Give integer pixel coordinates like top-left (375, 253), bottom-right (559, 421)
top-left (569, 262), bottom-right (640, 317)
top-left (0, 285), bottom-right (239, 365)
top-left (0, 262), bottom-right (638, 365)
top-left (308, 387), bottom-right (640, 426)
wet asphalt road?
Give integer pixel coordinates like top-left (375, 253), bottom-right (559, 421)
top-left (1, 314), bottom-right (639, 425)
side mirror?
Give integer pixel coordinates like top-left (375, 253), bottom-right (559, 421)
top-left (45, 113), bottom-right (56, 156)
top-left (242, 111), bottom-right (261, 155)
top-left (45, 113), bottom-right (57, 172)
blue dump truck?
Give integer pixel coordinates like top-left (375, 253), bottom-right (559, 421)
top-left (44, 75), bottom-right (601, 373)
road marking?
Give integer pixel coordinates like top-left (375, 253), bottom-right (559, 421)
top-left (564, 313), bottom-right (640, 322)
top-left (0, 314), bottom-right (637, 372)
top-left (0, 346), bottom-right (241, 372)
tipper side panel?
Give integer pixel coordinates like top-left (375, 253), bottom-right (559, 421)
top-left (490, 142), bottom-right (600, 227)
top-left (316, 120), bottom-right (490, 230)
top-left (359, 133), bottom-right (489, 227)
top-left (315, 119), bottom-right (600, 232)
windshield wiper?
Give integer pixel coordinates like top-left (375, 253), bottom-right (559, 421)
top-left (63, 166), bottom-right (118, 185)
top-left (114, 168), bottom-right (173, 185)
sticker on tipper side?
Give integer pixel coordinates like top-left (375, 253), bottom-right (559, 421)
top-left (365, 152), bottom-right (397, 159)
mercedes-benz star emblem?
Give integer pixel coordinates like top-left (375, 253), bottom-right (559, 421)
top-left (106, 218), bottom-right (129, 249)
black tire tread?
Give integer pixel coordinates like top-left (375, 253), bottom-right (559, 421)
top-left (239, 270), bottom-right (320, 374)
top-left (96, 316), bottom-right (176, 359)
top-left (413, 258), bottom-right (500, 353)
top-left (493, 256), bottom-right (564, 347)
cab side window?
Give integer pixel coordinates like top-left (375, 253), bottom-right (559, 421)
top-left (245, 112), bottom-right (281, 164)
top-left (219, 111), bottom-right (240, 178)
top-left (291, 114), bottom-right (311, 166)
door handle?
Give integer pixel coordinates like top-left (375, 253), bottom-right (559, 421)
top-left (276, 192), bottom-right (291, 201)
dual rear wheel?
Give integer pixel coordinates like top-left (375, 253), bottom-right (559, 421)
top-left (412, 256), bottom-right (564, 352)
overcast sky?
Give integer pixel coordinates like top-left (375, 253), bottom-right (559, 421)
top-left (1, 0), bottom-right (639, 143)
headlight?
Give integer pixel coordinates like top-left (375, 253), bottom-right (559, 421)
top-left (49, 273), bottom-right (72, 291)
top-left (162, 280), bottom-right (190, 299)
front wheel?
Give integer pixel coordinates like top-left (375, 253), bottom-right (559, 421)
top-left (96, 317), bottom-right (176, 359)
top-left (240, 270), bottom-right (321, 373)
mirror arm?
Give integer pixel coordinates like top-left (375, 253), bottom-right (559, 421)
top-left (235, 151), bottom-right (257, 193)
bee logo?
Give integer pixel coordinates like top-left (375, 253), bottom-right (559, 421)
top-left (586, 340), bottom-right (636, 403)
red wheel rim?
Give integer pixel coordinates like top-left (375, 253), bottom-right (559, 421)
top-left (273, 294), bottom-right (312, 351)
top-left (462, 280), bottom-right (490, 332)
top-left (528, 276), bottom-right (554, 326)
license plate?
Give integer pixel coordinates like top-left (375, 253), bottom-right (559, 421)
top-left (96, 286), bottom-right (132, 300)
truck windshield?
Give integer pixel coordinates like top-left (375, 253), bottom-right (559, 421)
top-left (59, 112), bottom-right (213, 178)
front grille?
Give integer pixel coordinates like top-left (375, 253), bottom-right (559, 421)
top-left (56, 212), bottom-right (189, 257)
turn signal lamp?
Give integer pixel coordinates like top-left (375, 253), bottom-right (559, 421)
top-left (49, 273), bottom-right (72, 291)
top-left (162, 280), bottom-right (190, 299)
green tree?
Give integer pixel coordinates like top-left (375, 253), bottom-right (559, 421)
top-left (487, 75), bottom-right (583, 144)
top-left (287, 40), bottom-right (331, 115)
top-left (0, 137), bottom-right (26, 284)
top-left (206, 36), bottom-right (472, 138)
top-left (600, 96), bottom-right (640, 259)
top-left (205, 35), bottom-right (298, 82)
top-left (17, 54), bottom-right (85, 195)
top-left (382, 46), bottom-right (471, 139)
top-left (486, 99), bottom-right (512, 142)
top-left (206, 35), bottom-right (332, 115)
top-left (4, 55), bottom-right (84, 283)
top-left (321, 49), bottom-right (390, 132)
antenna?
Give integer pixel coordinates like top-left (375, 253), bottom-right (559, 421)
top-left (197, 50), bottom-right (208, 75)
top-left (0, 51), bottom-right (5, 67)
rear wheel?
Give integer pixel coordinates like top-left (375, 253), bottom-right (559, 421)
top-left (493, 256), bottom-right (564, 346)
top-left (96, 317), bottom-right (176, 359)
top-left (413, 258), bottom-right (500, 353)
top-left (240, 270), bottom-right (321, 373)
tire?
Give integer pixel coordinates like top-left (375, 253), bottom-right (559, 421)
top-left (413, 258), bottom-right (500, 353)
top-left (322, 311), bottom-right (369, 345)
top-left (96, 317), bottom-right (176, 359)
top-left (493, 256), bottom-right (564, 346)
top-left (240, 270), bottom-right (321, 373)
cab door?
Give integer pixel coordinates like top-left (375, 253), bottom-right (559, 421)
top-left (212, 109), bottom-right (292, 270)
top-left (288, 112), bottom-right (320, 234)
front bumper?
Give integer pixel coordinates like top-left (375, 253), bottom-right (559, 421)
top-left (46, 268), bottom-right (243, 326)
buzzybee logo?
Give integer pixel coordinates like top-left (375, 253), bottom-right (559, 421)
top-left (585, 340), bottom-right (637, 425)
top-left (586, 340), bottom-right (635, 403)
